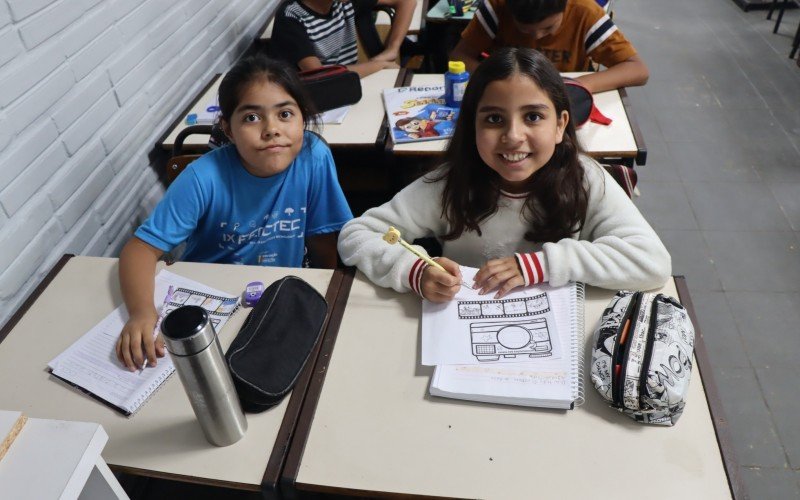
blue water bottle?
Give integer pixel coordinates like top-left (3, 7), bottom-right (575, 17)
top-left (444, 61), bottom-right (469, 108)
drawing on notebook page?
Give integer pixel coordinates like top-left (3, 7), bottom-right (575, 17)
top-left (423, 271), bottom-right (563, 366)
top-left (457, 294), bottom-right (555, 361)
top-left (470, 318), bottom-right (553, 361)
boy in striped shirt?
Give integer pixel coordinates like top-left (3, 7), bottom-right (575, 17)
top-left (270, 0), bottom-right (415, 78)
top-left (450, 0), bottom-right (648, 93)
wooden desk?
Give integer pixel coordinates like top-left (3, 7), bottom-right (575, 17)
top-left (159, 69), bottom-right (403, 153)
top-left (390, 72), bottom-right (647, 167)
top-left (0, 256), bottom-right (345, 494)
top-left (282, 271), bottom-right (742, 499)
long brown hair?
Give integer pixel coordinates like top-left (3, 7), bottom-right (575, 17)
top-left (436, 47), bottom-right (588, 243)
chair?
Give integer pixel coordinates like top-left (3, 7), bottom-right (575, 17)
top-left (165, 125), bottom-right (211, 184)
top-left (767, 0), bottom-right (800, 59)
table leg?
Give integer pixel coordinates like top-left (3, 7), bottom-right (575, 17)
top-left (78, 458), bottom-right (130, 500)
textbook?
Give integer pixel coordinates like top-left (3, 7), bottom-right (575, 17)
top-left (47, 270), bottom-right (239, 416)
top-left (382, 85), bottom-right (458, 144)
top-left (424, 271), bottom-right (585, 410)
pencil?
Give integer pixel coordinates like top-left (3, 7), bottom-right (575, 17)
top-left (382, 226), bottom-right (472, 288)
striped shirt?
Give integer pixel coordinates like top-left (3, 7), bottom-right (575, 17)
top-left (271, 0), bottom-right (377, 67)
top-left (461, 0), bottom-right (636, 72)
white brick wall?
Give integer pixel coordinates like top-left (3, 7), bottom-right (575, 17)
top-left (0, 0), bottom-right (276, 323)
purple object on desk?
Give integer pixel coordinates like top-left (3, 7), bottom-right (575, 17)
top-left (244, 281), bottom-right (264, 307)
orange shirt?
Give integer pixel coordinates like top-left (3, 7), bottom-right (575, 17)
top-left (460, 0), bottom-right (637, 71)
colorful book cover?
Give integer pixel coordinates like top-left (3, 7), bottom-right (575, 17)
top-left (383, 85), bottom-right (459, 144)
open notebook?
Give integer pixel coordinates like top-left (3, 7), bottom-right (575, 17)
top-left (427, 278), bottom-right (585, 410)
top-left (47, 270), bottom-right (239, 416)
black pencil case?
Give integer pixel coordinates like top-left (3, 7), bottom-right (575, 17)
top-left (299, 65), bottom-right (362, 113)
top-left (225, 276), bottom-right (328, 413)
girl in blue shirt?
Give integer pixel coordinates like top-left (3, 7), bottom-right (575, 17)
top-left (116, 55), bottom-right (352, 371)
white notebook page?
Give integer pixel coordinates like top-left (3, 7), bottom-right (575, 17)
top-left (430, 282), bottom-right (580, 409)
top-left (48, 270), bottom-right (239, 415)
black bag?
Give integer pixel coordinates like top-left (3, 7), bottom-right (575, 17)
top-left (299, 65), bottom-right (362, 113)
top-left (225, 276), bottom-right (328, 412)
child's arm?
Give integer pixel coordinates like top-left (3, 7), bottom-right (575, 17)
top-left (370, 0), bottom-right (416, 63)
top-left (523, 161), bottom-right (670, 290)
top-left (449, 38), bottom-right (483, 74)
top-left (116, 237), bottom-right (165, 371)
top-left (306, 232), bottom-right (340, 269)
top-left (574, 55), bottom-right (649, 94)
top-left (337, 173), bottom-right (450, 295)
top-left (296, 56), bottom-right (399, 79)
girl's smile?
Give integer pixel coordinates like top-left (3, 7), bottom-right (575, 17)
top-left (475, 74), bottom-right (568, 192)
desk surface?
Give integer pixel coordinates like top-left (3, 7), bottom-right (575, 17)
top-left (426, 0), bottom-right (476, 23)
top-left (283, 271), bottom-right (740, 499)
top-left (0, 256), bottom-right (340, 491)
top-left (160, 69), bottom-right (402, 153)
top-left (391, 73), bottom-right (641, 162)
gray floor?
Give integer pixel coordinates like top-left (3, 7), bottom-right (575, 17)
top-left (616, 0), bottom-right (800, 498)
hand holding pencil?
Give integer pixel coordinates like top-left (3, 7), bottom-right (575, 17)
top-left (382, 226), bottom-right (468, 302)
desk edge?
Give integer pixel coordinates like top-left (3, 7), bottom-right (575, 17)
top-left (259, 268), bottom-right (347, 491)
top-left (675, 276), bottom-right (744, 500)
top-left (0, 254), bottom-right (74, 345)
top-left (280, 267), bottom-right (356, 491)
top-left (618, 87), bottom-right (647, 166)
top-left (156, 74), bottom-right (221, 152)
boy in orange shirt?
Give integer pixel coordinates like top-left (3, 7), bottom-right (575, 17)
top-left (449, 0), bottom-right (648, 93)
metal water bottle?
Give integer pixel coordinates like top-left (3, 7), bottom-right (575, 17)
top-left (161, 305), bottom-right (247, 446)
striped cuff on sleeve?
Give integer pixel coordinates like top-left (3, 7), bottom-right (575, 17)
top-left (408, 258), bottom-right (429, 297)
top-left (515, 251), bottom-right (548, 287)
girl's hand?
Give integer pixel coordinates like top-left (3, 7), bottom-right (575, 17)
top-left (115, 311), bottom-right (165, 371)
top-left (420, 257), bottom-right (462, 303)
top-left (474, 257), bottom-right (524, 298)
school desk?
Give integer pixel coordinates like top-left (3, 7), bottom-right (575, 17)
top-left (159, 69), bottom-right (403, 153)
top-left (425, 0), bottom-right (477, 23)
top-left (389, 72), bottom-right (647, 167)
top-left (281, 270), bottom-right (743, 499)
top-left (0, 412), bottom-right (128, 499)
top-left (0, 255), bottom-right (347, 496)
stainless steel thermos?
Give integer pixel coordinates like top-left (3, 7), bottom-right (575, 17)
top-left (161, 305), bottom-right (247, 446)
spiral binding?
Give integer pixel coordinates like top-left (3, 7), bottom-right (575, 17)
top-left (127, 366), bottom-right (177, 415)
top-left (572, 282), bottom-right (586, 407)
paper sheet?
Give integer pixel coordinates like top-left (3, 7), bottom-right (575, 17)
top-left (47, 270), bottom-right (239, 414)
top-left (319, 105), bottom-right (351, 124)
top-left (422, 267), bottom-right (564, 366)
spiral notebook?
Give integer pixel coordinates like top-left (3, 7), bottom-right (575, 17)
top-left (428, 281), bottom-right (585, 410)
top-left (47, 270), bottom-right (239, 416)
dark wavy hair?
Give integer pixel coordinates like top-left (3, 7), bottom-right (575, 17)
top-left (436, 47), bottom-right (588, 243)
top-left (507, 0), bottom-right (567, 24)
top-left (218, 54), bottom-right (319, 134)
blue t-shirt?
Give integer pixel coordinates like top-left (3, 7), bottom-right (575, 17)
top-left (136, 132), bottom-right (352, 267)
